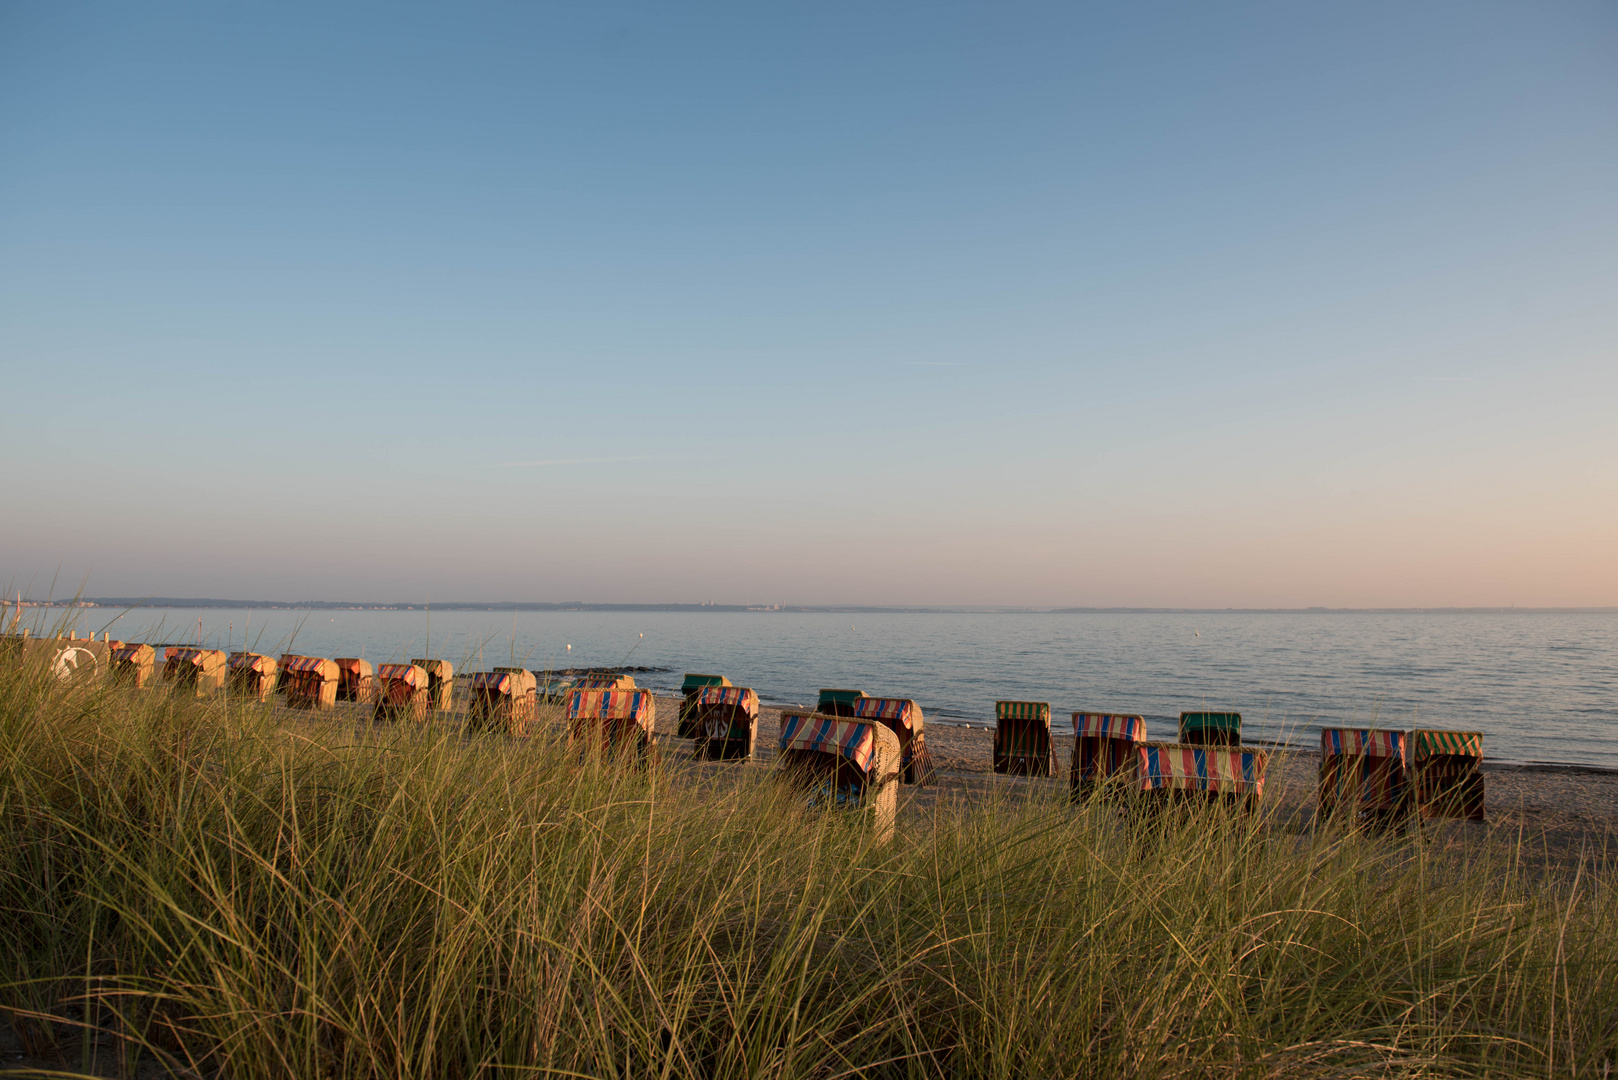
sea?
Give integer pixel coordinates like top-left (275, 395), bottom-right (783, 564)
top-left (30, 607), bottom-right (1618, 769)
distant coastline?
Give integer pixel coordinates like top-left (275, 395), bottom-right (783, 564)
top-left (20, 598), bottom-right (1618, 615)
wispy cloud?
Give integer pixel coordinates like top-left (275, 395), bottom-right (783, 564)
top-left (903, 361), bottom-right (968, 367)
top-left (493, 456), bottom-right (650, 468)
top-left (1412, 376), bottom-right (1478, 382)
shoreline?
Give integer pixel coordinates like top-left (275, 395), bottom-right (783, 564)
top-left (661, 696), bottom-right (1618, 839)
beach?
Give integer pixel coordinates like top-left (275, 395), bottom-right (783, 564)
top-left (654, 695), bottom-right (1618, 841)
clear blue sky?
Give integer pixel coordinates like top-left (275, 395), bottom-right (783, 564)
top-left (4, 2), bottom-right (1615, 606)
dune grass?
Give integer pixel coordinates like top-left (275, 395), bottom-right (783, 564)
top-left (1, 655), bottom-right (1615, 1079)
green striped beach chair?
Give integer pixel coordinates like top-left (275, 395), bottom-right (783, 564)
top-left (993, 700), bottom-right (1056, 776)
top-left (1412, 729), bottom-right (1485, 822)
top-left (1179, 710), bottom-right (1241, 747)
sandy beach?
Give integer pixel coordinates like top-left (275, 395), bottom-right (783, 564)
top-left (649, 695), bottom-right (1618, 840)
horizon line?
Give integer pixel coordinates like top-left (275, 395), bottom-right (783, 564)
top-left (17, 597), bottom-right (1618, 616)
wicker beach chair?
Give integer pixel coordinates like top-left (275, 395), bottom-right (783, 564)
top-left (110, 643), bottom-right (155, 689)
top-left (275, 654), bottom-right (305, 695)
top-left (849, 696), bottom-right (935, 786)
top-left (1412, 729), bottom-right (1485, 822)
top-left (283, 656), bottom-right (339, 710)
top-left (680, 685), bottom-right (760, 760)
top-left (1071, 712), bottom-right (1148, 800)
top-left (334, 658), bottom-right (374, 703)
top-left (409, 659), bottom-right (454, 711)
top-left (815, 688), bottom-right (868, 717)
top-left (776, 711), bottom-right (902, 845)
top-left (227, 651), bottom-right (279, 702)
top-left (994, 700), bottom-right (1057, 776)
top-left (566, 687), bottom-right (658, 760)
top-left (374, 663), bottom-right (430, 722)
top-left (162, 647), bottom-right (227, 694)
top-left (1136, 742), bottom-right (1268, 815)
top-left (1317, 728), bottom-right (1411, 831)
top-left (469, 667), bottom-right (539, 735)
top-left (573, 673), bottom-right (636, 690)
top-left (1179, 711), bottom-right (1242, 746)
top-left (679, 673), bottom-right (731, 729)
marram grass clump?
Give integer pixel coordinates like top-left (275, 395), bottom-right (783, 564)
top-left (0, 660), bottom-right (1614, 1078)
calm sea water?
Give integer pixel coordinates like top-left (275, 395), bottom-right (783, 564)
top-left (41, 607), bottom-right (1618, 768)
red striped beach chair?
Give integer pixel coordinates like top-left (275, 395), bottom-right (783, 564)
top-left (849, 696), bottom-right (935, 786)
top-left (994, 701), bottom-right (1056, 776)
top-left (374, 663), bottom-right (430, 722)
top-left (1318, 728), bottom-right (1411, 831)
top-left (111, 643), bottom-right (155, 689)
top-left (283, 656), bottom-right (339, 710)
top-left (163, 647), bottom-right (227, 694)
top-left (567, 688), bottom-right (658, 759)
top-left (776, 711), bottom-right (902, 844)
top-left (1136, 743), bottom-right (1268, 815)
top-left (679, 685), bottom-right (760, 761)
top-left (1412, 729), bottom-right (1485, 822)
top-left (334, 658), bottom-right (374, 703)
top-left (1071, 713), bottom-right (1148, 800)
top-left (227, 651), bottom-right (278, 702)
top-left (469, 667), bottom-right (538, 735)
top-left (679, 673), bottom-right (731, 729)
top-left (409, 658), bottom-right (454, 711)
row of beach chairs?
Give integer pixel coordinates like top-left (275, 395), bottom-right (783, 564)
top-left (9, 635), bottom-right (1485, 827)
top-left (997, 701), bottom-right (1484, 824)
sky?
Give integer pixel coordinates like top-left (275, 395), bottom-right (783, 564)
top-left (2, 1), bottom-right (1616, 607)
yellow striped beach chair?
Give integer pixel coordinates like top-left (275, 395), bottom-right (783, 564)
top-left (567, 687), bottom-right (658, 760)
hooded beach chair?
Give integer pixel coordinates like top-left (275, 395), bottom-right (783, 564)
top-left (679, 672), bottom-right (731, 729)
top-left (283, 656), bottom-right (339, 710)
top-left (33, 635), bottom-right (109, 684)
top-left (1136, 743), bottom-right (1268, 813)
top-left (409, 658), bottom-right (454, 711)
top-left (275, 654), bottom-right (305, 694)
top-left (374, 663), bottom-right (430, 722)
top-left (111, 643), bottom-right (155, 689)
top-left (776, 711), bottom-right (902, 845)
top-left (227, 652), bottom-right (279, 702)
top-left (1317, 728), bottom-right (1411, 831)
top-left (1071, 712), bottom-right (1148, 800)
top-left (1412, 729), bottom-right (1485, 822)
top-left (162, 647), bottom-right (227, 694)
top-left (1179, 711), bottom-right (1242, 747)
top-left (574, 673), bottom-right (637, 690)
top-left (848, 696), bottom-right (935, 786)
top-left (566, 687), bottom-right (658, 759)
top-left (679, 685), bottom-right (760, 760)
top-left (334, 658), bottom-right (374, 703)
top-left (469, 667), bottom-right (539, 735)
top-left (815, 688), bottom-right (867, 717)
top-left (994, 700), bottom-right (1057, 776)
